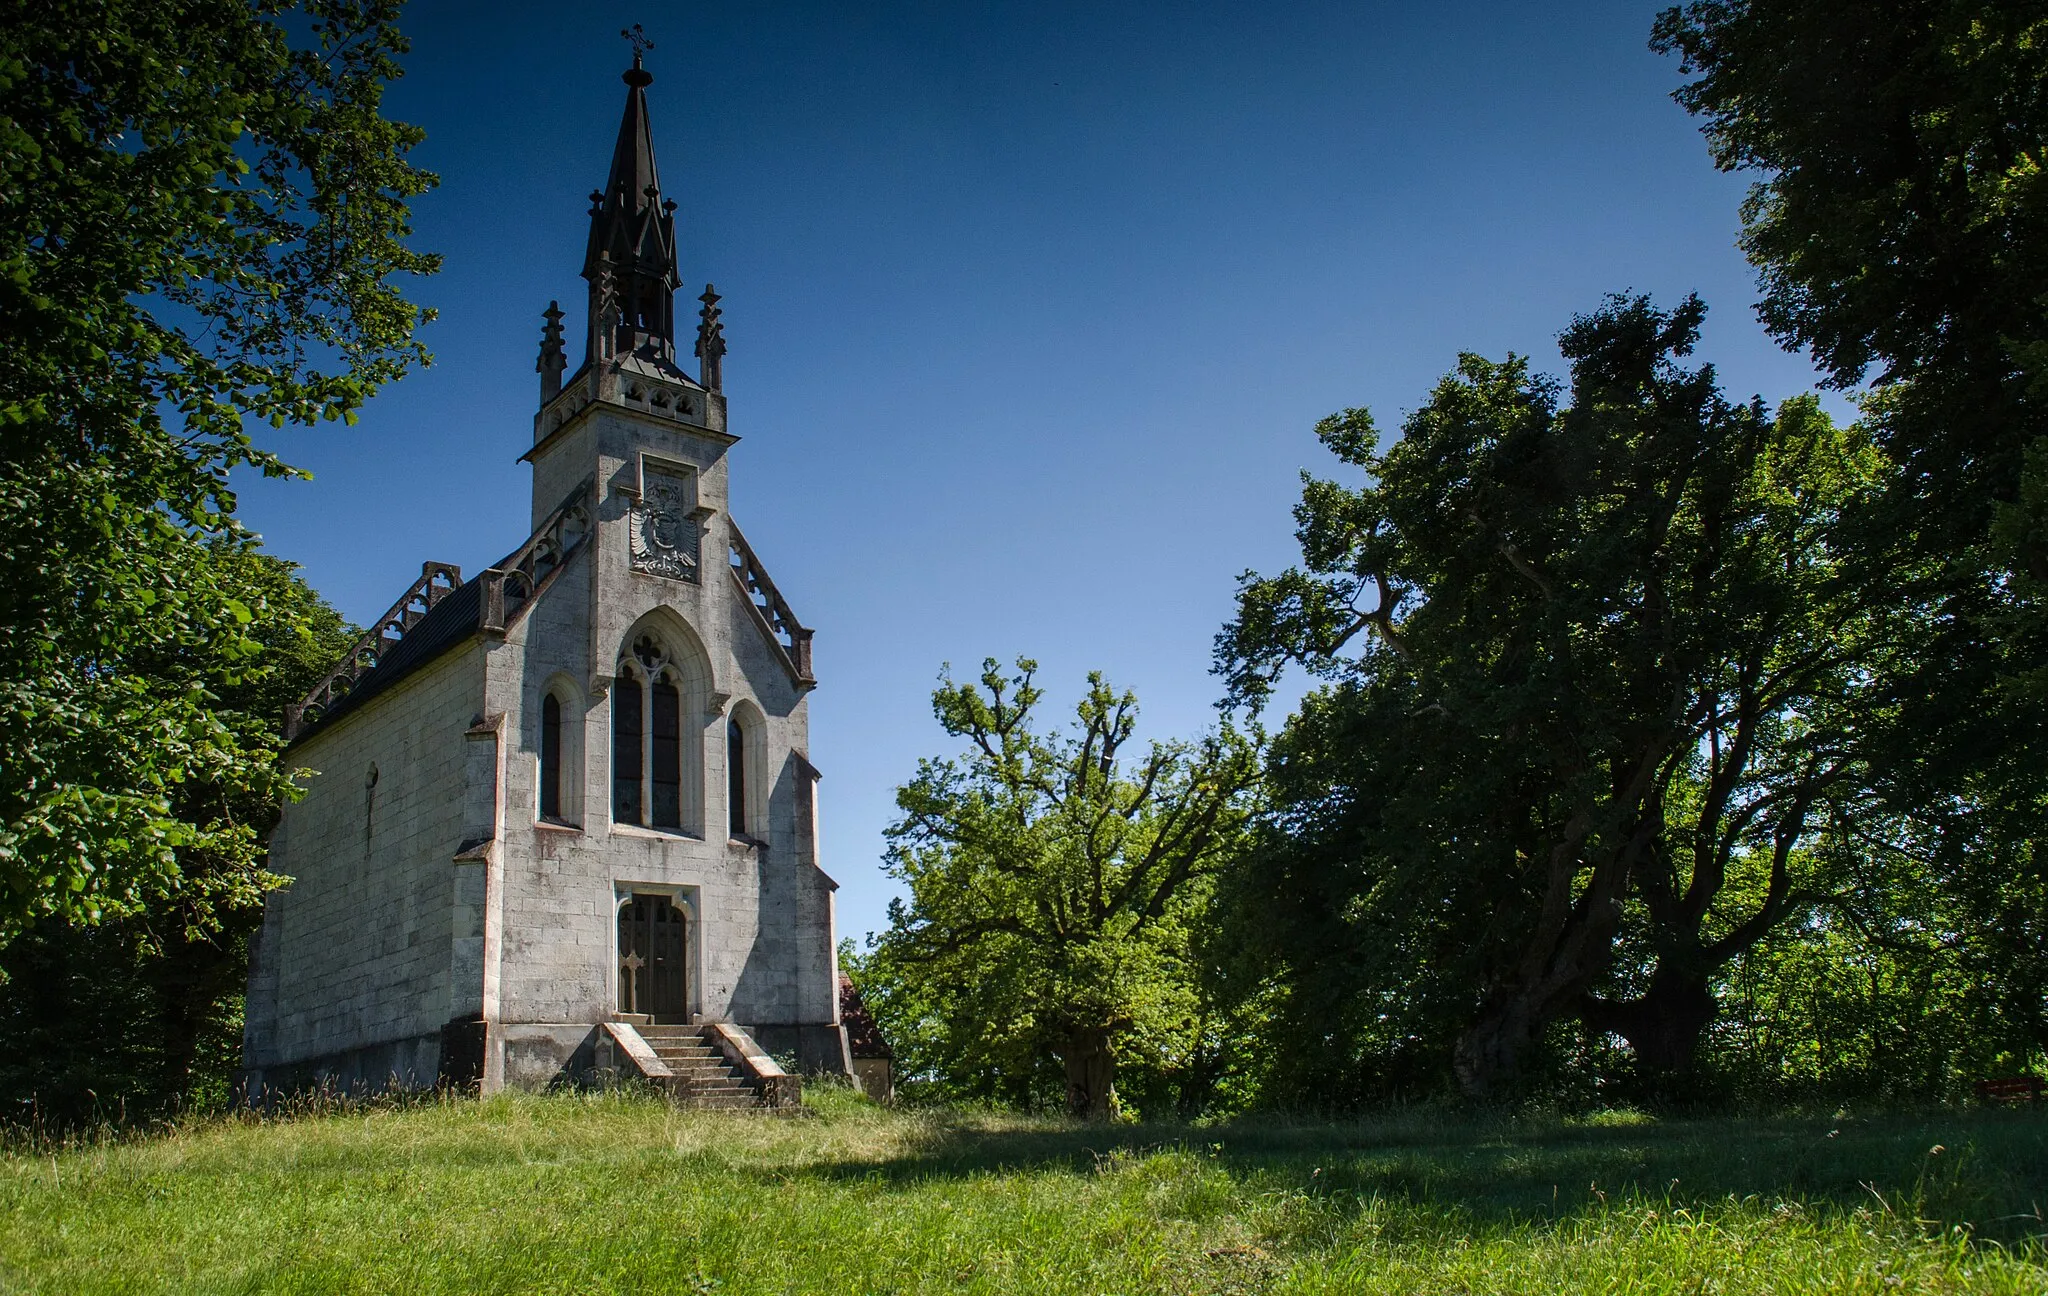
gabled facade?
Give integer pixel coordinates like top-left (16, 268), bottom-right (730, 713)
top-left (241, 54), bottom-right (848, 1095)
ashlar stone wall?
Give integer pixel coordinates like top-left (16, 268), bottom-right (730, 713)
top-left (243, 643), bottom-right (484, 1091)
top-left (483, 394), bottom-right (847, 1082)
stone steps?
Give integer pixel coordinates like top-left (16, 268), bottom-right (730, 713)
top-left (636, 1025), bottom-right (765, 1109)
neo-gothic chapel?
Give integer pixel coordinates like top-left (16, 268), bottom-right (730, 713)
top-left (241, 53), bottom-right (848, 1104)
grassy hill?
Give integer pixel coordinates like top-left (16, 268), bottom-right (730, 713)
top-left (1, 1087), bottom-right (2044, 1294)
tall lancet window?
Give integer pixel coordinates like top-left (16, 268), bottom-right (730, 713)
top-left (727, 717), bottom-right (747, 838)
top-left (540, 693), bottom-right (564, 821)
top-left (613, 634), bottom-right (691, 831)
top-left (612, 681), bottom-right (643, 825)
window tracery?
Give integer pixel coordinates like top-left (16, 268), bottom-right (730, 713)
top-left (612, 634), bottom-right (694, 832)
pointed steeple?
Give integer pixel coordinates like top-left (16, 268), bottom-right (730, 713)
top-left (583, 38), bottom-right (681, 367)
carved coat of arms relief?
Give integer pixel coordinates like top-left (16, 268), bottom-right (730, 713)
top-left (630, 465), bottom-right (701, 582)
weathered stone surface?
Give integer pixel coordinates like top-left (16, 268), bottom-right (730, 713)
top-left (240, 55), bottom-right (850, 1102)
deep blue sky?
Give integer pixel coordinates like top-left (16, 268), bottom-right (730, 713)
top-left (237, 0), bottom-right (1837, 943)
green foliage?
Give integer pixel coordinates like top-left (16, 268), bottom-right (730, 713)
top-left (1218, 295), bottom-right (1900, 1101)
top-left (859, 659), bottom-right (1260, 1118)
top-left (0, 0), bottom-right (436, 940)
top-left (0, 1097), bottom-right (2043, 1292)
top-left (1652, 2), bottom-right (2048, 398)
top-left (1705, 810), bottom-right (2047, 1102)
top-left (0, 549), bottom-right (356, 1129)
top-left (1652, 0), bottom-right (2048, 1098)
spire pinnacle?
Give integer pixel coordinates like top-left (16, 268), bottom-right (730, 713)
top-left (537, 301), bottom-right (567, 404)
top-left (582, 33), bottom-right (680, 367)
top-left (696, 284), bottom-right (726, 393)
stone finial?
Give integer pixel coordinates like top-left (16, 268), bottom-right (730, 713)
top-left (696, 284), bottom-right (726, 393)
top-left (537, 301), bottom-right (567, 404)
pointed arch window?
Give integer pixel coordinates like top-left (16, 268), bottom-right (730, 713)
top-left (727, 717), bottom-right (747, 838)
top-left (726, 700), bottom-right (766, 843)
top-left (613, 634), bottom-right (694, 832)
top-left (538, 680), bottom-right (585, 827)
top-left (540, 693), bottom-right (564, 820)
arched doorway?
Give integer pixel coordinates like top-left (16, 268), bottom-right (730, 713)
top-left (616, 894), bottom-right (689, 1021)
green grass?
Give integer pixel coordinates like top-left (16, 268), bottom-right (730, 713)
top-left (1, 1086), bottom-right (2043, 1294)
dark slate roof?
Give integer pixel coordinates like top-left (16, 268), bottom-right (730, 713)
top-left (839, 972), bottom-right (893, 1059)
top-left (296, 577), bottom-right (483, 741)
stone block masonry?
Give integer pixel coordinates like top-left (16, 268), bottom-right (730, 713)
top-left (241, 49), bottom-right (855, 1100)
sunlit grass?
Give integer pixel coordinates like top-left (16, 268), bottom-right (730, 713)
top-left (0, 1088), bottom-right (2041, 1293)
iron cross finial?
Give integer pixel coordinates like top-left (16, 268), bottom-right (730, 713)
top-left (622, 24), bottom-right (655, 64)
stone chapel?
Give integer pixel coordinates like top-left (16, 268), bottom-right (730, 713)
top-left (240, 52), bottom-right (848, 1103)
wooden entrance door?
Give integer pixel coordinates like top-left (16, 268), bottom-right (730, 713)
top-left (617, 894), bottom-right (688, 1020)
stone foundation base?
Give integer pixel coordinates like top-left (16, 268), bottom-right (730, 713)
top-left (239, 1030), bottom-right (444, 1104)
top-left (748, 1022), bottom-right (854, 1076)
top-left (242, 1019), bottom-right (851, 1102)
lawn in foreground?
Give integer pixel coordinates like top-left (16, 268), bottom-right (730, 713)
top-left (0, 1088), bottom-right (2043, 1294)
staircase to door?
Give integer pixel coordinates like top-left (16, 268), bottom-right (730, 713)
top-left (637, 1025), bottom-right (765, 1108)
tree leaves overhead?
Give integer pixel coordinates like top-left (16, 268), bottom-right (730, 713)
top-left (0, 1), bottom-right (437, 940)
top-left (1652, 0), bottom-right (2048, 781)
top-left (1652, 1), bottom-right (2048, 395)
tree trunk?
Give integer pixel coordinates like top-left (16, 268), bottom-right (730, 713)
top-left (1577, 973), bottom-right (1718, 1091)
top-left (1061, 1026), bottom-right (1117, 1120)
top-left (1453, 993), bottom-right (1548, 1101)
top-left (151, 938), bottom-right (208, 1108)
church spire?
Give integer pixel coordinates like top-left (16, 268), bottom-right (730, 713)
top-left (583, 28), bottom-right (681, 367)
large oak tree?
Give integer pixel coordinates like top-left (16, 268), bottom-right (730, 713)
top-left (861, 660), bottom-right (1259, 1119)
top-left (1218, 296), bottom-right (1891, 1099)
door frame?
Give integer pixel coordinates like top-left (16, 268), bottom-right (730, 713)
top-left (611, 884), bottom-right (700, 1022)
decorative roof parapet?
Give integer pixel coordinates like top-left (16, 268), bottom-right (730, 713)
top-left (480, 477), bottom-right (595, 635)
top-left (728, 521), bottom-right (815, 689)
top-left (286, 561), bottom-right (463, 739)
top-left (284, 480), bottom-right (597, 743)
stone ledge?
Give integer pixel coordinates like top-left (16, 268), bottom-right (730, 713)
top-left (599, 1020), bottom-right (673, 1079)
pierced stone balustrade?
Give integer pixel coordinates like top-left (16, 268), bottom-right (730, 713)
top-left (480, 479), bottom-right (594, 634)
top-left (728, 522), bottom-right (814, 688)
top-left (286, 562), bottom-right (463, 739)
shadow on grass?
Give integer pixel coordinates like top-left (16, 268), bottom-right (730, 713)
top-left (778, 1107), bottom-right (2048, 1244)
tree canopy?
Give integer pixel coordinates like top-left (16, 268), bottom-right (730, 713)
top-left (0, 0), bottom-right (437, 940)
top-left (859, 660), bottom-right (1259, 1118)
top-left (0, 549), bottom-right (355, 1126)
top-left (1218, 295), bottom-right (1896, 1100)
top-left (1653, 0), bottom-right (2048, 825)
top-left (1651, 0), bottom-right (2048, 1094)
